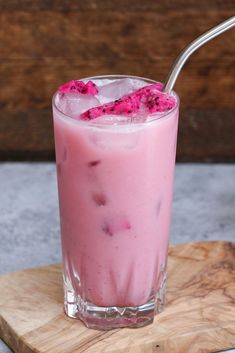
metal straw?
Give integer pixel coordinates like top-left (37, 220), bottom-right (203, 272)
top-left (163, 16), bottom-right (235, 93)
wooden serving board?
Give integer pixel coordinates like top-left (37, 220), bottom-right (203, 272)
top-left (0, 241), bottom-right (234, 353)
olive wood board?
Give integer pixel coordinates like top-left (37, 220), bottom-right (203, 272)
top-left (0, 241), bottom-right (234, 353)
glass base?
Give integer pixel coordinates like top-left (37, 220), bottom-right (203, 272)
top-left (64, 277), bottom-right (166, 330)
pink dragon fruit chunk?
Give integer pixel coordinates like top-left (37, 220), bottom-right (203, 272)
top-left (58, 80), bottom-right (98, 95)
top-left (102, 217), bottom-right (131, 236)
top-left (81, 94), bottom-right (141, 120)
top-left (80, 83), bottom-right (176, 120)
top-left (86, 80), bottom-right (99, 95)
top-left (145, 90), bottom-right (176, 113)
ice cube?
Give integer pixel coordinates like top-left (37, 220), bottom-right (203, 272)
top-left (91, 114), bottom-right (132, 125)
top-left (58, 93), bottom-right (100, 118)
top-left (89, 115), bottom-right (143, 150)
top-left (98, 78), bottom-right (135, 104)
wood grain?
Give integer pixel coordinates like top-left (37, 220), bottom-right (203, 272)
top-left (0, 241), bottom-right (235, 353)
top-left (0, 0), bottom-right (234, 11)
top-left (0, 4), bottom-right (235, 161)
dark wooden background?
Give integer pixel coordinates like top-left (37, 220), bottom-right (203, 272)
top-left (0, 0), bottom-right (235, 161)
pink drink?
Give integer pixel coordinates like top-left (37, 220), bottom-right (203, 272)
top-left (52, 76), bottom-right (179, 329)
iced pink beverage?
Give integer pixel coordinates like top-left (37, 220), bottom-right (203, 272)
top-left (52, 76), bottom-right (179, 329)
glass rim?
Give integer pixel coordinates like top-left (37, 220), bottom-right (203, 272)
top-left (52, 74), bottom-right (180, 127)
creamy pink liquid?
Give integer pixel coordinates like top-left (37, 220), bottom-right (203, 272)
top-left (53, 79), bottom-right (179, 307)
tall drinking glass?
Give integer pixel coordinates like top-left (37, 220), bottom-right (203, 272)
top-left (52, 75), bottom-right (179, 330)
